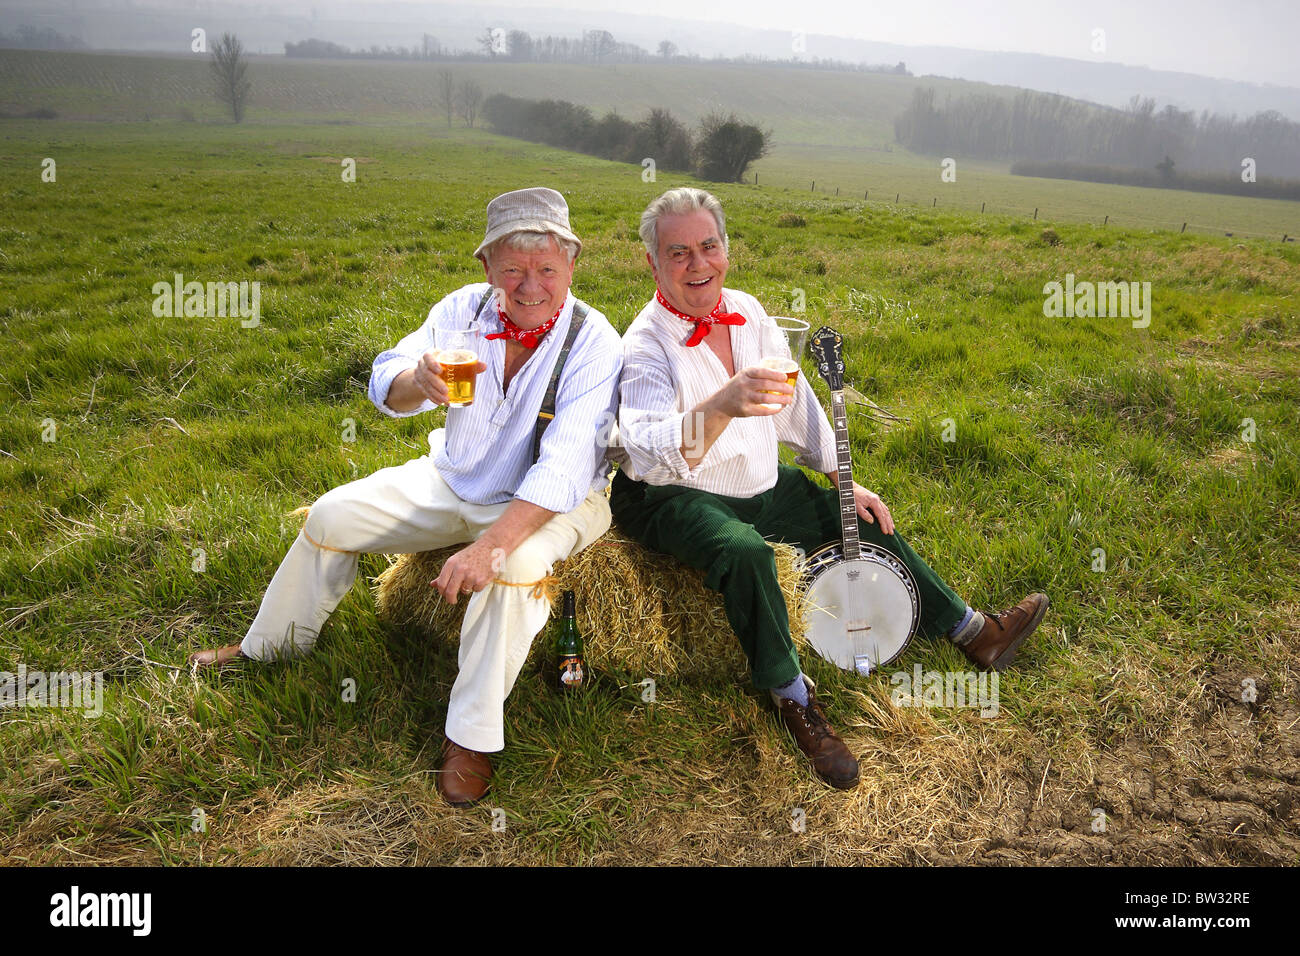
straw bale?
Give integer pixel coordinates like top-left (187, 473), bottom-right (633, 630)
top-left (373, 529), bottom-right (810, 678)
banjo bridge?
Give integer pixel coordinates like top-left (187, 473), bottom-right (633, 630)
top-left (846, 622), bottom-right (872, 633)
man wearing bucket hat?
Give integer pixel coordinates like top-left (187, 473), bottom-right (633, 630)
top-left (189, 187), bottom-right (623, 807)
top-left (610, 187), bottom-right (1048, 790)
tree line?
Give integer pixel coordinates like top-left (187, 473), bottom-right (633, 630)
top-left (284, 28), bottom-right (908, 74)
top-left (0, 26), bottom-right (88, 50)
top-left (1010, 160), bottom-right (1300, 202)
top-left (481, 94), bottom-right (768, 182)
top-left (895, 87), bottom-right (1300, 180)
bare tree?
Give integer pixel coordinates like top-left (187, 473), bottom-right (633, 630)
top-left (478, 27), bottom-right (502, 57)
top-left (586, 29), bottom-right (615, 64)
top-left (436, 70), bottom-right (456, 128)
top-left (657, 40), bottom-right (677, 59)
top-left (455, 80), bottom-right (483, 128)
top-left (210, 32), bottom-right (251, 123)
top-left (507, 30), bottom-right (533, 61)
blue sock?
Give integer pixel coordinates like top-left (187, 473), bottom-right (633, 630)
top-left (948, 606), bottom-right (974, 637)
top-left (948, 605), bottom-right (984, 645)
top-left (772, 674), bottom-right (809, 707)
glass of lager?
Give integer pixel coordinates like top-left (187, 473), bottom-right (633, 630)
top-left (757, 316), bottom-right (806, 410)
top-left (435, 327), bottom-right (479, 408)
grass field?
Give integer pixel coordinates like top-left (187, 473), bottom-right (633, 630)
top-left (2, 104), bottom-right (1299, 864)
top-left (5, 48), bottom-right (1300, 242)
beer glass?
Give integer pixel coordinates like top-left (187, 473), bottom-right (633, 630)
top-left (757, 316), bottom-right (807, 410)
top-left (435, 327), bottom-right (478, 408)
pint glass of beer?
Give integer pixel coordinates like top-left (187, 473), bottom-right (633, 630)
top-left (435, 328), bottom-right (478, 408)
top-left (757, 316), bottom-right (807, 410)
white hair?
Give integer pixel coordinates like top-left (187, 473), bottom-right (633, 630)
top-left (483, 230), bottom-right (579, 266)
top-left (639, 187), bottom-right (728, 267)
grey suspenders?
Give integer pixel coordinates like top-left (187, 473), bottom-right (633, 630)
top-left (470, 291), bottom-right (493, 324)
top-left (471, 292), bottom-right (591, 462)
top-left (533, 299), bottom-right (590, 461)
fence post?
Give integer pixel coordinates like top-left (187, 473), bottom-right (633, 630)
top-left (1181, 222), bottom-right (1187, 233)
top-left (895, 193), bottom-right (899, 203)
top-left (865, 189), bottom-right (869, 199)
top-left (1104, 215), bottom-right (1108, 226)
top-left (981, 201), bottom-right (985, 213)
top-left (1034, 207), bottom-right (1038, 219)
top-left (811, 181), bottom-right (815, 191)
top-left (932, 197), bottom-right (937, 207)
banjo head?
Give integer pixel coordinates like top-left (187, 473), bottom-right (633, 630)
top-left (802, 543), bottom-right (920, 675)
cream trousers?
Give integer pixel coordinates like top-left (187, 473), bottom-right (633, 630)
top-left (240, 438), bottom-right (612, 753)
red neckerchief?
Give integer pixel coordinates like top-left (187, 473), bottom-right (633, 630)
top-left (654, 288), bottom-right (746, 347)
top-left (485, 304), bottom-right (562, 349)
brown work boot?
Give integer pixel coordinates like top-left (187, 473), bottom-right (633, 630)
top-left (960, 593), bottom-right (1050, 671)
top-left (774, 678), bottom-right (860, 790)
top-left (437, 738), bottom-right (492, 807)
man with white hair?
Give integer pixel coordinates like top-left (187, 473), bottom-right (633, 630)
top-left (189, 187), bottom-right (623, 807)
top-left (612, 186), bottom-right (1048, 790)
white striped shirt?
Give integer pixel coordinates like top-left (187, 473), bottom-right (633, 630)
top-left (368, 282), bottom-right (623, 513)
top-left (614, 287), bottom-right (837, 497)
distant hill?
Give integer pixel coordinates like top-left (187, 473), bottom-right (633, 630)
top-left (902, 48), bottom-right (1300, 124)
top-left (1, 0), bottom-right (1296, 122)
top-left (0, 48), bottom-right (993, 148)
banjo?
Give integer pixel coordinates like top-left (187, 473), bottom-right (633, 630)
top-left (803, 326), bottom-right (920, 676)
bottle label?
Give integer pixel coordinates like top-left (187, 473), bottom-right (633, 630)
top-left (558, 655), bottom-right (584, 689)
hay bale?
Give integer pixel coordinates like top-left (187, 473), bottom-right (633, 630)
top-left (372, 529), bottom-right (810, 679)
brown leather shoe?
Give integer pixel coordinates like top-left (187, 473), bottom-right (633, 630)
top-left (774, 679), bottom-right (860, 790)
top-left (961, 593), bottom-right (1049, 671)
top-left (437, 738), bottom-right (492, 807)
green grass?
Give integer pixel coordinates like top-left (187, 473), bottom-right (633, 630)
top-left (6, 49), bottom-right (1299, 241)
top-left (756, 149), bottom-right (1300, 240)
top-left (1, 117), bottom-right (1298, 864)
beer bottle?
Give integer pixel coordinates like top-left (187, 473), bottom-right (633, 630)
top-left (555, 590), bottom-right (585, 692)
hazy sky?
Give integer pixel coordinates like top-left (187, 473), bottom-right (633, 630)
top-left (386, 0), bottom-right (1300, 87)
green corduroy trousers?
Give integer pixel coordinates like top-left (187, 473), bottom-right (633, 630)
top-left (610, 465), bottom-right (967, 689)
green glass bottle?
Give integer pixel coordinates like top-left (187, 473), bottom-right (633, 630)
top-left (555, 590), bottom-right (585, 692)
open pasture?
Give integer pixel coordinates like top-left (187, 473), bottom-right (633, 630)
top-left (1, 112), bottom-right (1298, 864)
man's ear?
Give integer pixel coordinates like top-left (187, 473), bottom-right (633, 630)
top-left (480, 257), bottom-right (491, 281)
top-left (645, 251), bottom-right (658, 282)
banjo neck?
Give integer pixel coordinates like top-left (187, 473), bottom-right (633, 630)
top-left (829, 388), bottom-right (861, 561)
